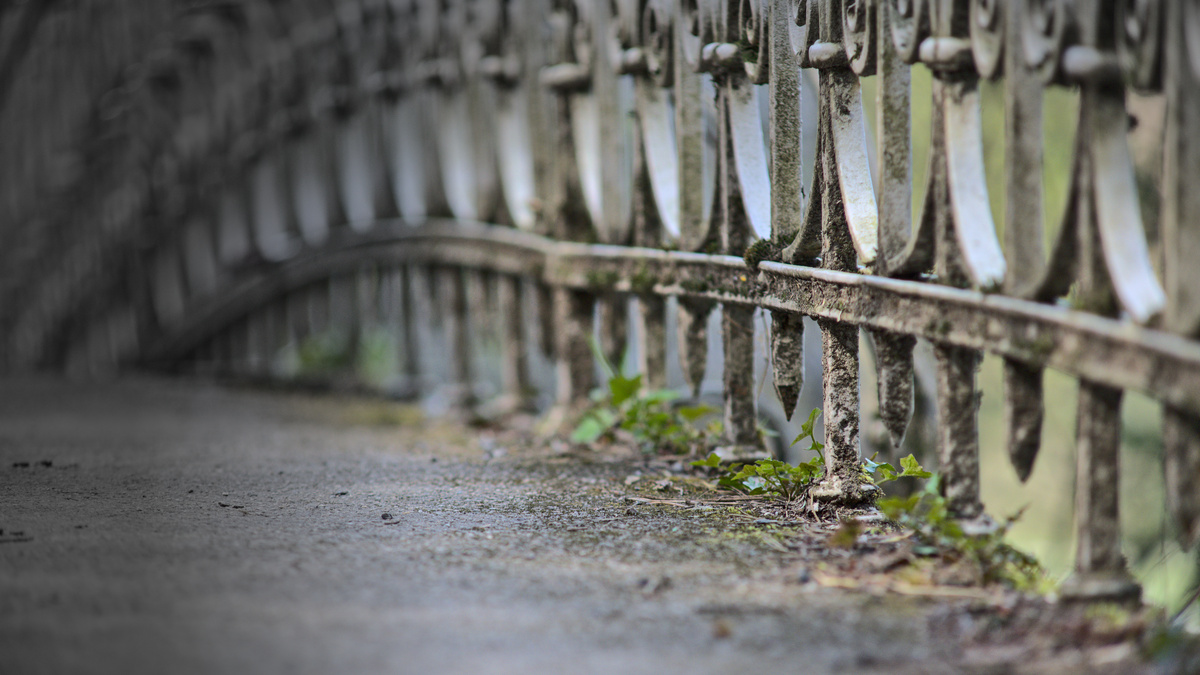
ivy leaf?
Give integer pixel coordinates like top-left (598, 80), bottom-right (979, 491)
top-left (609, 374), bottom-right (643, 407)
top-left (690, 452), bottom-right (722, 469)
top-left (571, 409), bottom-right (617, 443)
top-left (802, 408), bottom-right (820, 436)
top-left (641, 388), bottom-right (681, 404)
top-left (899, 454), bottom-right (932, 479)
top-left (862, 456), bottom-right (893, 475)
top-left (792, 408), bottom-right (822, 446)
top-left (678, 404), bottom-right (716, 421)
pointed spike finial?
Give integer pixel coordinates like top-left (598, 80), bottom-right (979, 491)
top-left (1003, 360), bottom-right (1044, 483)
top-left (770, 310), bottom-right (804, 421)
top-left (873, 331), bottom-right (916, 453)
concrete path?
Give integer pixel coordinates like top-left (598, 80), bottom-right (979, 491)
top-left (0, 377), bottom-right (1149, 674)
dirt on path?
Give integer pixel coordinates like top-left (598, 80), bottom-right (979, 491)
top-left (0, 377), bottom-right (1170, 674)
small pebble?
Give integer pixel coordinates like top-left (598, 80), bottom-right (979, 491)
top-left (333, 491), bottom-right (349, 496)
top-left (381, 513), bottom-right (394, 521)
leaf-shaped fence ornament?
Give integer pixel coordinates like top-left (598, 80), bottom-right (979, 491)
top-left (430, 0), bottom-right (503, 225)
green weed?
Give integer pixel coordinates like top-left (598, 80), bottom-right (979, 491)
top-left (692, 409), bottom-right (826, 502)
top-left (694, 408), bottom-right (931, 504)
top-left (878, 477), bottom-right (1048, 591)
top-left (570, 338), bottom-right (719, 455)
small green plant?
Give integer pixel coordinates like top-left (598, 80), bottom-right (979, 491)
top-left (695, 409), bottom-right (932, 503)
top-left (693, 409), bottom-right (826, 502)
top-left (716, 455), bottom-right (826, 501)
top-left (297, 331), bottom-right (356, 373)
top-left (877, 476), bottom-right (1046, 590)
top-left (863, 452), bottom-right (934, 485)
top-left (571, 338), bottom-right (718, 454)
top-left (691, 405), bottom-right (1045, 589)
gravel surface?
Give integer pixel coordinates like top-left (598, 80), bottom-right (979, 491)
top-left (0, 377), bottom-right (1159, 674)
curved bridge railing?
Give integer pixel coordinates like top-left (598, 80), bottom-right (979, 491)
top-left (3, 0), bottom-right (1200, 602)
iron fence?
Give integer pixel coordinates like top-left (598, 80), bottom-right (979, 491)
top-left (3, 0), bottom-right (1200, 601)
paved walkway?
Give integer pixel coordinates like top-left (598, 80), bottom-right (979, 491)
top-left (0, 377), bottom-right (1148, 674)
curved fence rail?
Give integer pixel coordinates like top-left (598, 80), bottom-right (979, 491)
top-left (2, 0), bottom-right (1199, 602)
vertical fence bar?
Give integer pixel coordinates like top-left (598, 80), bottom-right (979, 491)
top-left (1161, 0), bottom-right (1200, 548)
top-left (331, 272), bottom-right (359, 370)
top-left (285, 286), bottom-right (309, 358)
top-left (470, 269), bottom-right (497, 393)
top-left (442, 265), bottom-right (474, 406)
top-left (598, 294), bottom-right (628, 372)
top-left (766, 0), bottom-right (806, 424)
top-left (677, 298), bottom-right (711, 397)
top-left (812, 62), bottom-right (866, 503)
top-left (230, 317), bottom-right (252, 377)
top-left (554, 286), bottom-right (595, 408)
top-left (929, 71), bottom-right (987, 522)
top-left (637, 294), bottom-right (668, 391)
top-left (1000, 0), bottom-right (1047, 482)
top-left (536, 281), bottom-right (557, 362)
top-left (397, 264), bottom-right (421, 396)
top-left (261, 300), bottom-right (285, 375)
top-left (539, 2), bottom-right (598, 418)
top-left (307, 279), bottom-right (330, 343)
top-left (933, 344), bottom-right (983, 519)
top-left (497, 274), bottom-right (532, 408)
top-left (1062, 130), bottom-right (1138, 600)
top-left (1068, 381), bottom-right (1135, 599)
top-left (632, 86), bottom-right (668, 393)
top-left (874, 0), bottom-right (910, 272)
top-left (717, 69), bottom-right (759, 448)
top-left (871, 0), bottom-right (916, 454)
top-left (356, 266), bottom-right (380, 339)
top-left (672, 0), bottom-right (714, 399)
